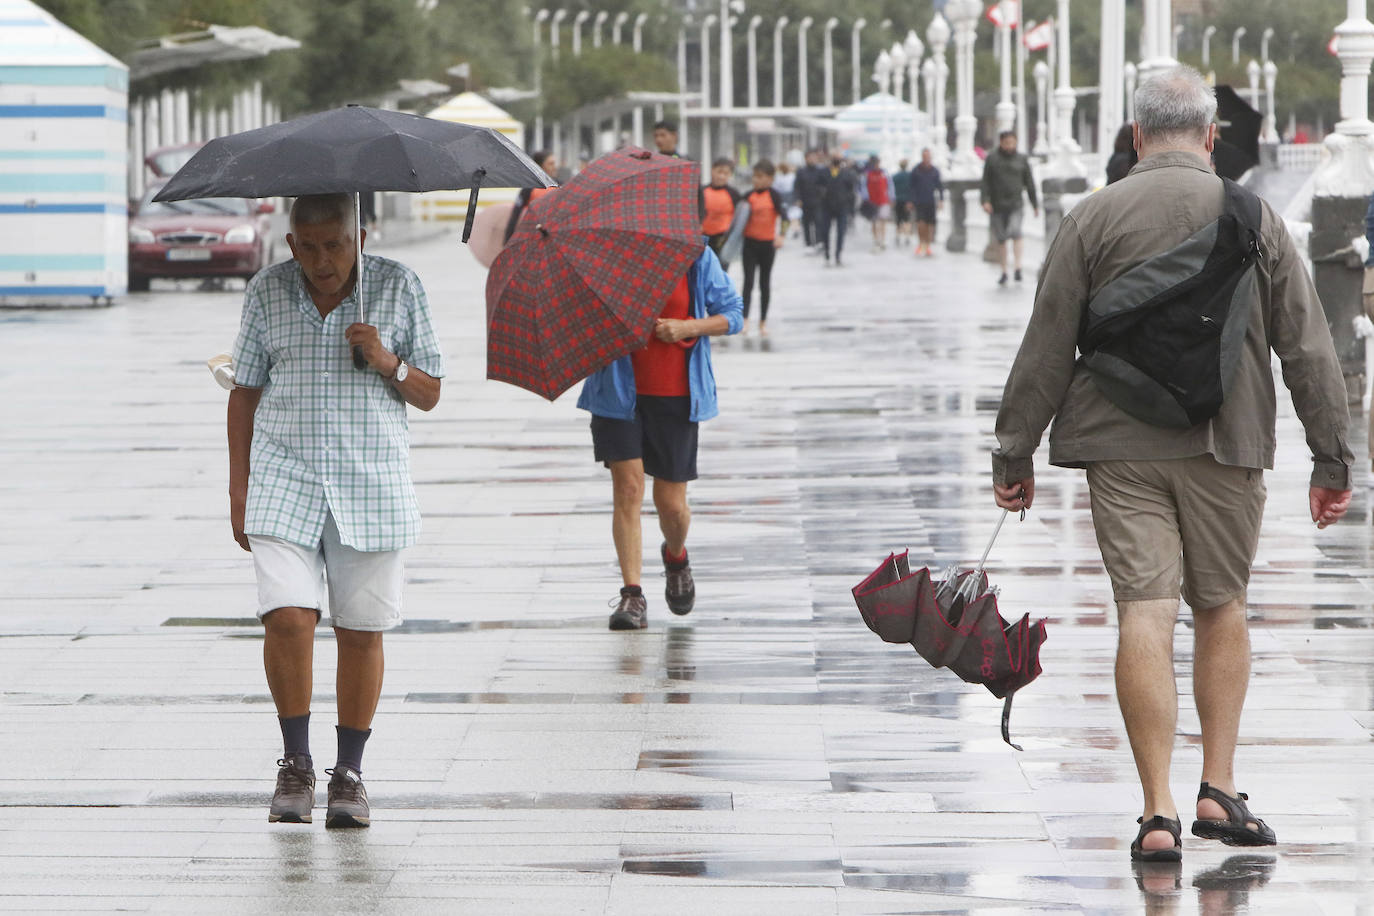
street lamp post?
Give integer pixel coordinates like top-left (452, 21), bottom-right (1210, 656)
top-left (824, 18), bottom-right (839, 109)
top-left (1263, 59), bottom-right (1278, 142)
top-left (774, 17), bottom-right (790, 108)
top-left (1261, 26), bottom-right (1274, 63)
top-left (1124, 61), bottom-right (1137, 123)
top-left (572, 10), bottom-right (589, 57)
top-left (798, 17), bottom-right (814, 109)
top-left (701, 14), bottom-right (717, 162)
top-left (1139, 0), bottom-right (1177, 75)
top-left (612, 11), bottom-right (627, 45)
top-left (1246, 58), bottom-right (1261, 110)
top-left (948, 0), bottom-right (981, 178)
top-left (1051, 0), bottom-right (1082, 176)
top-left (533, 8), bottom-right (549, 151)
top-left (677, 18), bottom-right (689, 155)
top-left (633, 13), bottom-right (648, 53)
top-left (1033, 60), bottom-right (1049, 155)
top-left (1232, 26), bottom-right (1246, 65)
top-left (1099, 0), bottom-right (1125, 162)
top-left (874, 50), bottom-right (893, 161)
top-left (1202, 25), bottom-right (1217, 80)
top-left (593, 10), bottom-right (607, 48)
top-left (904, 30), bottom-right (925, 156)
top-left (747, 16), bottom-right (762, 109)
top-left (551, 9), bottom-right (567, 61)
top-left (1015, 11), bottom-right (1029, 151)
top-left (891, 41), bottom-right (908, 161)
top-left (927, 13), bottom-right (950, 169)
top-left (851, 19), bottom-right (867, 103)
top-left (996, 0), bottom-right (1016, 136)
top-left (922, 57), bottom-right (938, 155)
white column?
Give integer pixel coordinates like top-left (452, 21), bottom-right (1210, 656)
top-left (773, 18), bottom-right (789, 107)
top-left (1099, 0), bottom-right (1125, 158)
top-left (1050, 0), bottom-right (1081, 176)
top-left (1314, 1), bottom-right (1374, 204)
top-left (251, 81), bottom-right (263, 130)
top-left (129, 101), bottom-right (144, 199)
top-left (875, 51), bottom-right (892, 161)
top-left (995, 2), bottom-right (1015, 135)
top-left (928, 13), bottom-right (951, 170)
top-left (798, 17), bottom-right (813, 108)
top-left (949, 0), bottom-right (980, 178)
top-left (824, 18), bottom-right (838, 109)
top-left (1246, 59), bottom-right (1261, 110)
top-left (1124, 62), bottom-right (1137, 123)
top-left (851, 19), bottom-right (867, 103)
top-left (175, 89), bottom-right (190, 144)
top-left (701, 15), bottom-right (717, 115)
top-left (890, 42), bottom-right (908, 160)
top-left (1015, 11), bottom-right (1028, 151)
top-left (677, 22), bottom-right (689, 155)
top-left (747, 16), bottom-right (761, 109)
top-left (632, 107), bottom-right (644, 146)
top-left (1033, 60), bottom-right (1049, 155)
top-left (1139, 0), bottom-right (1177, 76)
top-left (922, 57), bottom-right (937, 152)
top-left (1046, 16), bottom-right (1057, 148)
top-left (1263, 60), bottom-right (1279, 142)
top-left (904, 30), bottom-right (925, 155)
top-left (719, 1), bottom-right (733, 112)
top-left (160, 89), bottom-right (174, 146)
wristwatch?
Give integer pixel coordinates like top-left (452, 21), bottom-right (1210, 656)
top-left (390, 359), bottom-right (409, 383)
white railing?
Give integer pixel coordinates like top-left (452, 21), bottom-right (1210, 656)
top-left (1276, 143), bottom-right (1327, 172)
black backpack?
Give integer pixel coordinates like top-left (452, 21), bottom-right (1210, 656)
top-left (1077, 178), bottom-right (1264, 429)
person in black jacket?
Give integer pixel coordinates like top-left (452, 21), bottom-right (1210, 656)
top-left (817, 154), bottom-right (859, 267)
top-left (1105, 123), bottom-right (1139, 185)
top-left (793, 149), bottom-right (825, 250)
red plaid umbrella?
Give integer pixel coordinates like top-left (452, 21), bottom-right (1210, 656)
top-left (485, 147), bottom-right (703, 400)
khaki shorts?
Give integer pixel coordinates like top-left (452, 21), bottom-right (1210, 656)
top-left (1085, 455), bottom-right (1266, 610)
top-left (247, 512), bottom-right (404, 632)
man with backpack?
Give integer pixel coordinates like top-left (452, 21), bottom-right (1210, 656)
top-left (990, 67), bottom-right (1352, 863)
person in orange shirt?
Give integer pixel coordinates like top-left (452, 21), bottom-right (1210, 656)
top-left (740, 160), bottom-right (785, 336)
top-left (698, 158), bottom-right (740, 267)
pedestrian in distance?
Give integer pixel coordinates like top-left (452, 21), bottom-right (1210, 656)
top-left (794, 149), bottom-right (826, 251)
top-left (699, 157), bottom-right (740, 269)
top-left (578, 243), bottom-right (744, 631)
top-left (817, 153), bottom-right (859, 267)
top-left (980, 129), bottom-right (1039, 285)
top-left (773, 160), bottom-right (796, 240)
top-left (892, 158), bottom-right (914, 248)
top-left (227, 193), bottom-right (444, 829)
top-left (503, 150), bottom-right (559, 243)
top-left (862, 155), bottom-right (894, 252)
top-left (740, 159), bottom-right (785, 337)
top-left (652, 120), bottom-right (682, 158)
top-left (911, 148), bottom-right (945, 257)
top-left (1105, 123), bottom-right (1139, 185)
top-left (992, 66), bottom-right (1352, 864)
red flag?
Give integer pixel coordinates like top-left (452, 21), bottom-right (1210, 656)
top-left (986, 1), bottom-right (1020, 28)
top-left (1023, 20), bottom-right (1053, 51)
top-left (1329, 34), bottom-right (1340, 56)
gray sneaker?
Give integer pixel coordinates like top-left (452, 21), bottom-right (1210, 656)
top-left (325, 765), bottom-right (370, 828)
top-left (662, 542), bottom-right (695, 616)
top-left (608, 588), bottom-right (648, 630)
top-left (268, 754), bottom-right (315, 824)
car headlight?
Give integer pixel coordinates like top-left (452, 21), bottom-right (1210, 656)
top-left (128, 226), bottom-right (155, 244)
top-left (224, 225), bottom-right (256, 244)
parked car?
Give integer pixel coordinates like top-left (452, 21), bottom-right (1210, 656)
top-left (127, 183), bottom-right (275, 291)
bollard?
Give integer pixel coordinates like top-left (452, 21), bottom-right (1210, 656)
top-left (1309, 195), bottom-right (1369, 404)
top-left (944, 180), bottom-right (979, 253)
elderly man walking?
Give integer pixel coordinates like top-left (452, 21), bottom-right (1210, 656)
top-left (991, 67), bottom-right (1352, 862)
top-left (228, 193), bottom-right (443, 828)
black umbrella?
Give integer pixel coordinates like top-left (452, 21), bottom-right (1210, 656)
top-left (1213, 86), bottom-right (1262, 180)
top-left (155, 105), bottom-right (554, 366)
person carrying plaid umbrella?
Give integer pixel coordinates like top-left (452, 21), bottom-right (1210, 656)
top-left (578, 244), bottom-right (743, 630)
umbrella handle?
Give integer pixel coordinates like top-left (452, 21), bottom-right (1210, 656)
top-left (353, 192), bottom-right (367, 371)
top-left (461, 168), bottom-right (486, 244)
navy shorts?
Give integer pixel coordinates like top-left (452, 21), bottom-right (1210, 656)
top-left (591, 395), bottom-right (698, 482)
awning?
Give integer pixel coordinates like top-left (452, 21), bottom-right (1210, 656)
top-left (129, 25), bottom-right (300, 81)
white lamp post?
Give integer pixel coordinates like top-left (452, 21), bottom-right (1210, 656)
top-left (922, 57), bottom-right (938, 155)
top-left (612, 11), bottom-right (628, 45)
top-left (1313, 0), bottom-right (1374, 197)
top-left (1051, 0), bottom-right (1082, 176)
top-left (1263, 59), bottom-right (1278, 141)
top-left (719, 1), bottom-right (735, 113)
top-left (995, 0), bottom-right (1016, 135)
top-left (1232, 26), bottom-right (1246, 65)
top-left (1202, 24), bottom-right (1217, 79)
top-left (1172, 23), bottom-right (1184, 59)
top-left (824, 18), bottom-right (839, 109)
top-left (904, 30), bottom-right (925, 155)
top-left (927, 13), bottom-right (950, 169)
top-left (1246, 58), bottom-right (1261, 110)
top-left (1261, 26), bottom-right (1274, 63)
top-left (1139, 0), bottom-right (1177, 75)
top-left (677, 19), bottom-right (689, 154)
top-left (551, 9), bottom-right (567, 61)
top-left (634, 13), bottom-right (648, 53)
top-left (874, 49), bottom-right (893, 160)
top-left (572, 10), bottom-right (589, 56)
top-left (890, 41), bottom-right (908, 161)
top-left (1099, 0), bottom-right (1125, 162)
top-left (1124, 61), bottom-right (1137, 123)
top-left (747, 16), bottom-right (762, 109)
top-left (701, 13), bottom-right (717, 161)
top-left (948, 0), bottom-right (981, 178)
top-left (1015, 11), bottom-right (1029, 150)
top-left (774, 17), bottom-right (790, 108)
top-left (1033, 60), bottom-right (1050, 155)
top-left (851, 19), bottom-right (867, 103)
top-left (533, 9), bottom-right (549, 150)
top-left (593, 10), bottom-right (607, 48)
top-left (798, 17), bottom-right (813, 108)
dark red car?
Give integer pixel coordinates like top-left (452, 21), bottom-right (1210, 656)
top-left (127, 182), bottom-right (275, 291)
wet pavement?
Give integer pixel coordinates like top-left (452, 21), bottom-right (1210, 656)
top-left (3, 218), bottom-right (1374, 913)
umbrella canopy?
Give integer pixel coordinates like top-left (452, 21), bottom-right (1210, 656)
top-left (485, 147), bottom-right (702, 401)
top-left (851, 514), bottom-right (1047, 749)
top-left (468, 201), bottom-right (515, 268)
top-left (153, 104), bottom-right (552, 201)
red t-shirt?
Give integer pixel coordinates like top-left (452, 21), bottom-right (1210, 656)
top-left (700, 185), bottom-right (735, 235)
top-left (744, 188), bottom-right (778, 241)
top-left (632, 276), bottom-right (694, 397)
top-left (866, 169), bottom-right (890, 205)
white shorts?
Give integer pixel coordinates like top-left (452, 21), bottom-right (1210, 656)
top-left (247, 513), bottom-right (404, 632)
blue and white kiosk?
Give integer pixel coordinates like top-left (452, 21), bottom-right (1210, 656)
top-left (0, 0), bottom-right (128, 305)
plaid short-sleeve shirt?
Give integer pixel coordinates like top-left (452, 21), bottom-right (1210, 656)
top-left (231, 254), bottom-right (444, 551)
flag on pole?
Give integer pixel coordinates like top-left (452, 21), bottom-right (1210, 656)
top-left (1328, 34), bottom-right (1340, 56)
top-left (1024, 20), bottom-right (1053, 51)
top-left (986, 1), bottom-right (1020, 28)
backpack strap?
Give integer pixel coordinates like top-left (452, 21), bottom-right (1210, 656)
top-left (1222, 177), bottom-right (1264, 260)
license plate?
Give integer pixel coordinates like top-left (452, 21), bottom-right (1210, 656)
top-left (167, 248), bottom-right (212, 261)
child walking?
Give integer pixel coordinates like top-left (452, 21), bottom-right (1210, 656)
top-left (741, 160), bottom-right (785, 336)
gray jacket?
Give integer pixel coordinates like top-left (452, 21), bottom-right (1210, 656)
top-left (980, 148), bottom-right (1038, 213)
top-left (993, 151), bottom-right (1352, 490)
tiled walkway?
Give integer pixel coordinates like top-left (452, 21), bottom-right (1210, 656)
top-left (3, 218), bottom-right (1373, 913)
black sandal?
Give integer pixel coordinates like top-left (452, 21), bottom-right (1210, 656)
top-left (1190, 782), bottom-right (1277, 846)
top-left (1130, 814), bottom-right (1183, 862)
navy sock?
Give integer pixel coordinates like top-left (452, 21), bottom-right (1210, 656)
top-left (279, 713), bottom-right (311, 761)
top-left (335, 725), bottom-right (371, 775)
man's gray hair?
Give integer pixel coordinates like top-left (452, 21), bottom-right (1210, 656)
top-left (289, 193), bottom-right (355, 235)
top-left (1134, 65), bottom-right (1216, 142)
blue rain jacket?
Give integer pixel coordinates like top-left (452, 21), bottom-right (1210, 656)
top-left (577, 244), bottom-right (743, 422)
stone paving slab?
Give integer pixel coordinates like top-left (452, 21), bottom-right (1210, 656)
top-left (3, 222), bottom-right (1374, 912)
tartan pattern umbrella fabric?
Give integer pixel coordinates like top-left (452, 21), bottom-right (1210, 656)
top-left (852, 550), bottom-right (1048, 748)
top-left (485, 148), bottom-right (704, 400)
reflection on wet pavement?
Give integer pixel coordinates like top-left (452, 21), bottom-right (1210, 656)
top-left (4, 226), bottom-right (1374, 911)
